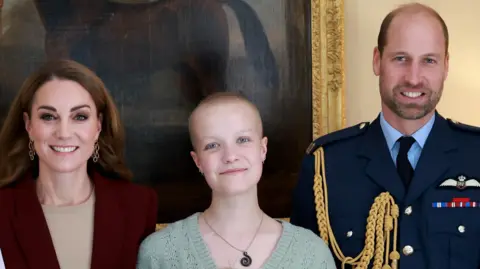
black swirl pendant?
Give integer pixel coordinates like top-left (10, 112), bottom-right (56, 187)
top-left (240, 252), bottom-right (252, 267)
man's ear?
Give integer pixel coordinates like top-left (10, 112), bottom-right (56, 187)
top-left (444, 52), bottom-right (450, 80)
top-left (373, 46), bottom-right (381, 76)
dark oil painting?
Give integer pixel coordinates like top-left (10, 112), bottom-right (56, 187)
top-left (0, 0), bottom-right (312, 223)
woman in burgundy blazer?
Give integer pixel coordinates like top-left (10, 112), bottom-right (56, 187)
top-left (0, 59), bottom-right (158, 269)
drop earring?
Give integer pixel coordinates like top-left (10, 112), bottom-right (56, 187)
top-left (92, 141), bottom-right (99, 163)
top-left (28, 140), bottom-right (35, 161)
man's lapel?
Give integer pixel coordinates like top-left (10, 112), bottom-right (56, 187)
top-left (405, 114), bottom-right (457, 205)
top-left (358, 116), bottom-right (407, 202)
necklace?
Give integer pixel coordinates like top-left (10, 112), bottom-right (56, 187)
top-left (203, 212), bottom-right (264, 267)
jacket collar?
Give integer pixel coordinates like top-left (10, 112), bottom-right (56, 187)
top-left (357, 112), bottom-right (457, 204)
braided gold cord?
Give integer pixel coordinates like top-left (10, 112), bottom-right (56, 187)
top-left (314, 148), bottom-right (329, 243)
top-left (373, 199), bottom-right (386, 268)
top-left (312, 147), bottom-right (400, 269)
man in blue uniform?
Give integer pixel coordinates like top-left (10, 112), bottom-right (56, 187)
top-left (291, 3), bottom-right (480, 269)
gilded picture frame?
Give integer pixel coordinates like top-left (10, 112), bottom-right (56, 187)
top-left (156, 0), bottom-right (346, 231)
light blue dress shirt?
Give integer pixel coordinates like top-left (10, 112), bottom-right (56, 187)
top-left (379, 112), bottom-right (435, 169)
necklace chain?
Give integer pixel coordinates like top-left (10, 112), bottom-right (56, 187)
top-left (203, 212), bottom-right (264, 258)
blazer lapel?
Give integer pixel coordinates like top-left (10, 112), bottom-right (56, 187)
top-left (90, 173), bottom-right (125, 269)
top-left (12, 176), bottom-right (61, 269)
top-left (358, 117), bottom-right (407, 202)
top-left (404, 115), bottom-right (457, 205)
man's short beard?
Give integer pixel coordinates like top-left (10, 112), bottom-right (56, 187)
top-left (380, 83), bottom-right (443, 120)
top-left (384, 98), bottom-right (435, 120)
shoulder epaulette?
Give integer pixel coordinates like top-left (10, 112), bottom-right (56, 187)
top-left (305, 121), bottom-right (370, 154)
top-left (447, 118), bottom-right (480, 133)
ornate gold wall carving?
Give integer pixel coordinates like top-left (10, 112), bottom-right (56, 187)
top-left (311, 0), bottom-right (346, 139)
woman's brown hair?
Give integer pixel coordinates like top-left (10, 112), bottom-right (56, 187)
top-left (0, 59), bottom-right (132, 187)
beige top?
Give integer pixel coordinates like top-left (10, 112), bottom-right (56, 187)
top-left (41, 193), bottom-right (95, 269)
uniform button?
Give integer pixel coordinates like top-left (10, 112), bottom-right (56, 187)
top-left (404, 206), bottom-right (412, 215)
top-left (458, 225), bottom-right (466, 233)
top-left (346, 231), bottom-right (353, 238)
top-left (402, 245), bottom-right (414, 256)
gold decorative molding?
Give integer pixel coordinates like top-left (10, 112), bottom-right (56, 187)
top-left (311, 0), bottom-right (346, 139)
top-left (156, 223), bottom-right (168, 231)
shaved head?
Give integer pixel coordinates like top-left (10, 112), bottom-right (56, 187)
top-left (188, 92), bottom-right (263, 150)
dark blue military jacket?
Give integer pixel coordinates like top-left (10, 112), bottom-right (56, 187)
top-left (290, 112), bottom-right (480, 269)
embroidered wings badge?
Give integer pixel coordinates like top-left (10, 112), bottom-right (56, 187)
top-left (439, 175), bottom-right (480, 190)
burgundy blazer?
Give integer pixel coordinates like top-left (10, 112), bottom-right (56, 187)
top-left (0, 171), bottom-right (158, 269)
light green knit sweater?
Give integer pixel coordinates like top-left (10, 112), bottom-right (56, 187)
top-left (136, 212), bottom-right (336, 269)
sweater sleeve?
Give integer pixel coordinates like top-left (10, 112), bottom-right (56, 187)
top-left (136, 226), bottom-right (175, 269)
top-left (297, 227), bottom-right (337, 269)
top-left (312, 240), bottom-right (337, 269)
top-left (136, 247), bottom-right (157, 269)
top-left (136, 234), bottom-right (161, 269)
